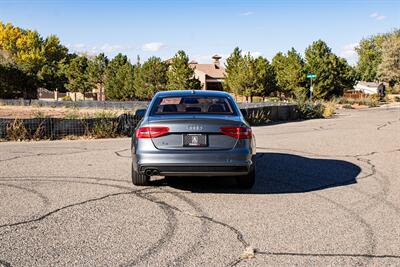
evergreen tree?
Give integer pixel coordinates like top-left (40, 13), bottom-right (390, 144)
top-left (224, 48), bottom-right (277, 101)
top-left (37, 35), bottom-right (69, 91)
top-left (272, 48), bottom-right (306, 97)
top-left (305, 40), bottom-right (337, 99)
top-left (104, 53), bottom-right (135, 100)
top-left (305, 40), bottom-right (355, 99)
top-left (88, 53), bottom-right (109, 100)
top-left (224, 47), bottom-right (243, 95)
top-left (134, 56), bottom-right (168, 100)
top-left (166, 50), bottom-right (201, 90)
top-left (64, 56), bottom-right (92, 98)
top-left (254, 56), bottom-right (277, 98)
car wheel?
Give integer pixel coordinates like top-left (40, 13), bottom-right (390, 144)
top-left (236, 165), bottom-right (255, 189)
top-left (131, 164), bottom-right (149, 186)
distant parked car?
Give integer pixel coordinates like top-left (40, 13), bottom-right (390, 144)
top-left (131, 90), bottom-right (256, 188)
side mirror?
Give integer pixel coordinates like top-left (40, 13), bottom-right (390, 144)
top-left (240, 109), bottom-right (248, 117)
top-left (135, 108), bottom-right (146, 117)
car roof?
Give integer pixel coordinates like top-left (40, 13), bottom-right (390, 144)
top-left (154, 90), bottom-right (231, 98)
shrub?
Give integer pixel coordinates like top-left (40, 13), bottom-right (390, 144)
top-left (394, 96), bottom-right (400, 102)
top-left (245, 109), bottom-right (270, 125)
top-left (90, 119), bottom-right (118, 138)
top-left (323, 101), bottom-right (336, 118)
top-left (6, 119), bottom-right (29, 141)
top-left (86, 111), bottom-right (119, 138)
top-left (296, 96), bottom-right (324, 119)
top-left (370, 93), bottom-right (381, 102)
top-left (31, 121), bottom-right (47, 140)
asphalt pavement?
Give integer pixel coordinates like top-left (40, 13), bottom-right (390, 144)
top-left (0, 104), bottom-right (399, 266)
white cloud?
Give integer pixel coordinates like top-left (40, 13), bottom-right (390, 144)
top-left (98, 43), bottom-right (124, 53)
top-left (370, 12), bottom-right (378, 18)
top-left (141, 42), bottom-right (166, 52)
top-left (340, 43), bottom-right (358, 65)
top-left (370, 12), bottom-right (386, 21)
top-left (340, 43), bottom-right (358, 58)
top-left (240, 11), bottom-right (254, 16)
top-left (67, 43), bottom-right (134, 55)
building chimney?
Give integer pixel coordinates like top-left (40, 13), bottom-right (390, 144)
top-left (212, 54), bottom-right (221, 68)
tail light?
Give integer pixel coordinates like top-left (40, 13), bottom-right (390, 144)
top-left (136, 126), bottom-right (169, 138)
top-left (220, 126), bottom-right (252, 139)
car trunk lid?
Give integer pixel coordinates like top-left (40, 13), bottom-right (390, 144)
top-left (148, 115), bottom-right (243, 150)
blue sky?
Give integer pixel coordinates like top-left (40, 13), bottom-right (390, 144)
top-left (0, 0), bottom-right (399, 64)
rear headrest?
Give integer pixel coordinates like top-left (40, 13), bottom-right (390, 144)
top-left (162, 104), bottom-right (178, 112)
top-left (208, 104), bottom-right (225, 113)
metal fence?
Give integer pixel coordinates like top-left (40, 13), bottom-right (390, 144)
top-left (0, 99), bottom-right (149, 109)
top-left (0, 114), bottom-right (142, 140)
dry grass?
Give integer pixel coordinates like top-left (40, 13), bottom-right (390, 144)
top-left (0, 105), bottom-right (131, 119)
top-left (322, 101), bottom-right (336, 118)
top-left (6, 119), bottom-right (29, 141)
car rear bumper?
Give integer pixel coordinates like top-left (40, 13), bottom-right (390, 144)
top-left (132, 150), bottom-right (253, 176)
top-left (139, 165), bottom-right (249, 176)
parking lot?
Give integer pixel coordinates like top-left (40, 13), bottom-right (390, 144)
top-left (0, 104), bottom-right (399, 266)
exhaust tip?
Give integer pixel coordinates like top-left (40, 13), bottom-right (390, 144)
top-left (145, 169), bottom-right (152, 176)
top-left (152, 169), bottom-right (160, 176)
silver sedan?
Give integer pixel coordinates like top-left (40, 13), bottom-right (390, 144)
top-left (131, 90), bottom-right (256, 188)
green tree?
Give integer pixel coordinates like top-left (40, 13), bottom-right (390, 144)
top-left (305, 40), bottom-right (356, 99)
top-left (377, 32), bottom-right (400, 86)
top-left (356, 35), bottom-right (386, 82)
top-left (224, 47), bottom-right (243, 95)
top-left (166, 50), bottom-right (201, 90)
top-left (37, 35), bottom-right (69, 91)
top-left (104, 53), bottom-right (135, 100)
top-left (88, 53), bottom-right (109, 100)
top-left (252, 56), bottom-right (277, 99)
top-left (134, 56), bottom-right (168, 100)
top-left (224, 48), bottom-right (276, 101)
top-left (272, 48), bottom-right (306, 97)
top-left (64, 56), bottom-right (92, 99)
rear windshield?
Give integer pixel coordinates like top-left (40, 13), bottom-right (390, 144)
top-left (151, 96), bottom-right (237, 115)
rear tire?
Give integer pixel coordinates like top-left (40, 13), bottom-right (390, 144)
top-left (236, 165), bottom-right (255, 189)
top-left (132, 164), bottom-right (149, 186)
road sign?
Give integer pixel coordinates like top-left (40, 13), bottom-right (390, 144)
top-left (307, 73), bottom-right (317, 78)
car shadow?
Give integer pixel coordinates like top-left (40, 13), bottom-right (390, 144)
top-left (160, 152), bottom-right (361, 194)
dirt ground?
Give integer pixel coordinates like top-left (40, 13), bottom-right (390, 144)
top-left (0, 105), bottom-right (132, 119)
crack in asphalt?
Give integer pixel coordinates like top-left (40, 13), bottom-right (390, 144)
top-left (132, 189), bottom-right (250, 267)
top-left (254, 250), bottom-right (400, 259)
top-left (114, 148), bottom-right (130, 158)
top-left (0, 177), bottom-right (246, 266)
top-left (0, 190), bottom-right (142, 229)
top-left (162, 191), bottom-right (210, 267)
top-left (123, 192), bottom-right (178, 267)
top-left (377, 118), bottom-right (400, 130)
